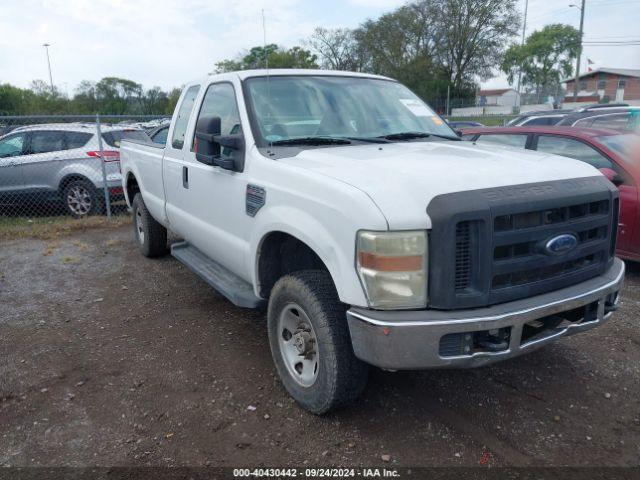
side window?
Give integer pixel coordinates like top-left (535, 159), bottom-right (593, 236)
top-left (0, 133), bottom-right (26, 158)
top-left (461, 134), bottom-right (476, 141)
top-left (536, 136), bottom-right (613, 169)
top-left (475, 134), bottom-right (528, 149)
top-left (573, 117), bottom-right (595, 128)
top-left (523, 117), bottom-right (551, 126)
top-left (152, 127), bottom-right (169, 144)
top-left (192, 83), bottom-right (242, 158)
top-left (65, 132), bottom-right (92, 149)
top-left (171, 85), bottom-right (200, 150)
top-left (524, 116), bottom-right (562, 126)
top-left (29, 131), bottom-right (65, 154)
top-left (591, 114), bottom-right (630, 132)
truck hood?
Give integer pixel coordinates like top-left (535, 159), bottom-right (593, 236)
top-left (277, 141), bottom-right (603, 229)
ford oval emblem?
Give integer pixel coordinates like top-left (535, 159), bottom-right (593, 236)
top-left (545, 234), bottom-right (578, 255)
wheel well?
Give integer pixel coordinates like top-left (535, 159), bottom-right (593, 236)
top-left (126, 173), bottom-right (140, 204)
top-left (257, 232), bottom-right (329, 298)
top-left (58, 174), bottom-right (92, 194)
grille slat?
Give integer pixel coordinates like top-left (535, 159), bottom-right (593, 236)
top-left (455, 221), bottom-right (472, 291)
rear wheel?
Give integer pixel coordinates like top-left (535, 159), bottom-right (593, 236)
top-left (62, 179), bottom-right (100, 218)
top-left (131, 193), bottom-right (167, 257)
top-left (267, 270), bottom-right (369, 414)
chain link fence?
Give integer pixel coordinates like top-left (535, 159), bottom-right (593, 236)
top-left (0, 115), bottom-right (170, 225)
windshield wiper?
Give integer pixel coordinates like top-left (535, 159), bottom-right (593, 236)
top-left (343, 136), bottom-right (390, 144)
top-left (378, 131), bottom-right (460, 141)
top-left (270, 136), bottom-right (352, 146)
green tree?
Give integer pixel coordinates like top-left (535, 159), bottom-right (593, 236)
top-left (73, 80), bottom-right (98, 114)
top-left (305, 0), bottom-right (519, 108)
top-left (94, 77), bottom-right (144, 114)
top-left (214, 44), bottom-right (318, 72)
top-left (431, 0), bottom-right (520, 91)
top-left (0, 83), bottom-right (31, 115)
top-left (305, 27), bottom-right (364, 71)
top-left (165, 87), bottom-right (182, 114)
top-left (501, 24), bottom-right (580, 101)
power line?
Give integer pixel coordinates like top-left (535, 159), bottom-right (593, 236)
top-left (583, 42), bottom-right (640, 45)
top-left (584, 34), bottom-right (640, 38)
top-left (583, 40), bottom-right (640, 44)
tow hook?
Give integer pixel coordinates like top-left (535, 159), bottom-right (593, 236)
top-left (604, 293), bottom-right (619, 314)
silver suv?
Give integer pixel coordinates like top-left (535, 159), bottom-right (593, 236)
top-left (0, 123), bottom-right (149, 217)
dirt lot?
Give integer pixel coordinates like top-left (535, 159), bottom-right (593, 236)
top-left (0, 222), bottom-right (639, 469)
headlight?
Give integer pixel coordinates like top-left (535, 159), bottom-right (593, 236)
top-left (356, 230), bottom-right (427, 309)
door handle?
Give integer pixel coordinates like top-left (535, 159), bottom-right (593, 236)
top-left (182, 166), bottom-right (189, 189)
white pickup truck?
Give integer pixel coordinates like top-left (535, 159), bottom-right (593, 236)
top-left (121, 69), bottom-right (624, 414)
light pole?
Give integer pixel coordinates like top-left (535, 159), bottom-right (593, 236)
top-left (515, 0), bottom-right (529, 109)
top-left (570, 0), bottom-right (586, 102)
top-left (42, 43), bottom-right (54, 93)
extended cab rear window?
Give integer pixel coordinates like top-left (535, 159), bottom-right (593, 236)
top-left (102, 130), bottom-right (149, 148)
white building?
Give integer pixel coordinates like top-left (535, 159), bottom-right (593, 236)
top-left (477, 88), bottom-right (520, 107)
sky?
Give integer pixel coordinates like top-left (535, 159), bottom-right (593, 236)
top-left (0, 0), bottom-right (638, 95)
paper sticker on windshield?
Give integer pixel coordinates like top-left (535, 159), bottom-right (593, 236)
top-left (399, 99), bottom-right (433, 117)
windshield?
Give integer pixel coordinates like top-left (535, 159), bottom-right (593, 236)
top-left (244, 75), bottom-right (457, 146)
top-left (597, 134), bottom-right (640, 162)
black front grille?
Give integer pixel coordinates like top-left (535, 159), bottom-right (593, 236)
top-left (431, 177), bottom-right (618, 310)
top-left (489, 199), bottom-right (610, 299)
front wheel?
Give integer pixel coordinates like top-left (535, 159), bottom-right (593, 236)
top-left (267, 270), bottom-right (369, 414)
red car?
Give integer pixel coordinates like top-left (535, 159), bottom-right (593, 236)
top-left (462, 126), bottom-right (640, 261)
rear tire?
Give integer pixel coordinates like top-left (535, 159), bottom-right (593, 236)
top-left (62, 179), bottom-right (100, 218)
top-left (267, 270), bottom-right (369, 414)
top-left (131, 193), bottom-right (167, 257)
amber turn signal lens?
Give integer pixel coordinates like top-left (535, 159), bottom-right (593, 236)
top-left (358, 252), bottom-right (423, 271)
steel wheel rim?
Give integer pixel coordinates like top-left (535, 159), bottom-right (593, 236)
top-left (135, 208), bottom-right (145, 244)
top-left (277, 303), bottom-right (319, 387)
top-left (67, 185), bottom-right (92, 216)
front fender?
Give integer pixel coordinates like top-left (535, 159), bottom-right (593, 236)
top-left (250, 205), bottom-right (372, 307)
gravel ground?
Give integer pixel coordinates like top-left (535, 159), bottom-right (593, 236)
top-left (0, 223), bottom-right (638, 468)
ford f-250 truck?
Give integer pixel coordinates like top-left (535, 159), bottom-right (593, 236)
top-left (120, 70), bottom-right (624, 414)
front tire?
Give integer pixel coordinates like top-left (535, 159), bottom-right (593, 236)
top-left (267, 270), bottom-right (369, 414)
top-left (131, 193), bottom-right (167, 257)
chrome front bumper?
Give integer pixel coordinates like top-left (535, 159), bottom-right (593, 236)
top-left (347, 258), bottom-right (625, 370)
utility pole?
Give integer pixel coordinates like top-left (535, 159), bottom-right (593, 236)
top-left (571, 0), bottom-right (586, 102)
top-left (515, 0), bottom-right (528, 109)
top-left (43, 43), bottom-right (54, 93)
top-left (446, 84), bottom-right (450, 117)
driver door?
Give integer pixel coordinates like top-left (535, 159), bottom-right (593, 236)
top-left (178, 81), bottom-right (251, 279)
top-left (0, 132), bottom-right (27, 199)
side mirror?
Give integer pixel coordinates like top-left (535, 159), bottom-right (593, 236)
top-left (194, 116), bottom-right (245, 171)
top-left (195, 116), bottom-right (221, 166)
top-left (599, 167), bottom-right (624, 186)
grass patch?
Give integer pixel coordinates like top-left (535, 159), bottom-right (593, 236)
top-left (0, 215), bottom-right (131, 241)
top-left (42, 241), bottom-right (60, 256)
top-left (449, 115), bottom-right (517, 127)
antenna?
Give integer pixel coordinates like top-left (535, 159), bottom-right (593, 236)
top-left (262, 9), bottom-right (269, 71)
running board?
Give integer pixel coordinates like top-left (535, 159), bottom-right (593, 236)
top-left (171, 241), bottom-right (265, 309)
